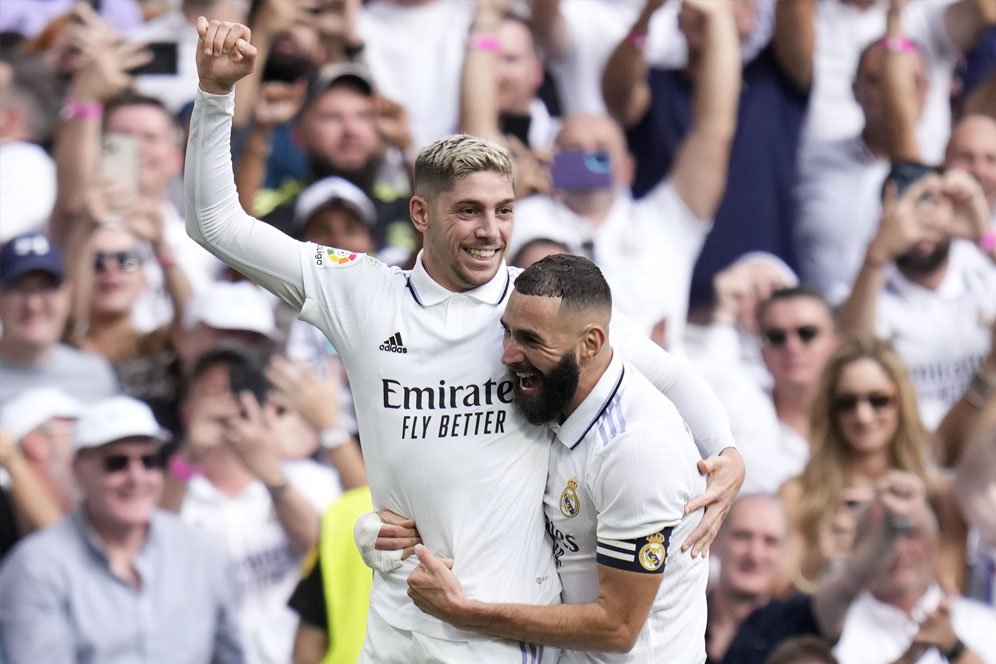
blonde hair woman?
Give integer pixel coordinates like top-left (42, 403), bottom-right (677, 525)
top-left (779, 337), bottom-right (933, 592)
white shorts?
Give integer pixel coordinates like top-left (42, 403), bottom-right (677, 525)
top-left (360, 602), bottom-right (557, 663)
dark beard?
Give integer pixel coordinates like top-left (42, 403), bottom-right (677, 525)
top-left (308, 154), bottom-right (382, 193)
top-left (509, 352), bottom-right (580, 426)
top-left (895, 240), bottom-right (950, 278)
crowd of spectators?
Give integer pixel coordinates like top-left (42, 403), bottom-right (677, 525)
top-left (1, 0), bottom-right (995, 663)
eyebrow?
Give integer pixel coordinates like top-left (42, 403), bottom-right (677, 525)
top-left (452, 197), bottom-right (516, 207)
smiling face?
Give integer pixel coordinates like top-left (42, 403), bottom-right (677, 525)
top-left (832, 358), bottom-right (900, 457)
top-left (74, 437), bottom-right (163, 531)
top-left (500, 291), bottom-right (581, 425)
top-left (714, 496), bottom-right (789, 599)
top-left (412, 170), bottom-right (515, 292)
top-left (89, 227), bottom-right (147, 317)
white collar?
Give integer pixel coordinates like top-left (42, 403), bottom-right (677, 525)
top-left (553, 353), bottom-right (625, 450)
top-left (405, 251), bottom-right (512, 307)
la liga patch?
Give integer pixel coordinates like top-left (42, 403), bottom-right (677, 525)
top-left (314, 246), bottom-right (361, 269)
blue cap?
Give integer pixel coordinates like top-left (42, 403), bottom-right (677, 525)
top-left (0, 232), bottom-right (65, 286)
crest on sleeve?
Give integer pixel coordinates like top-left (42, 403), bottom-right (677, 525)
top-left (314, 246), bottom-right (361, 269)
top-left (560, 478), bottom-right (580, 518)
top-left (638, 532), bottom-right (667, 572)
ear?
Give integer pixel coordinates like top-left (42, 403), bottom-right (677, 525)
top-left (578, 324), bottom-right (607, 362)
top-left (410, 195), bottom-right (430, 233)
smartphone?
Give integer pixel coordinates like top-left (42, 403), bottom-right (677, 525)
top-left (229, 360), bottom-right (270, 406)
top-left (500, 113), bottom-right (533, 148)
top-left (130, 42), bottom-right (179, 76)
top-left (551, 150), bottom-right (613, 191)
top-left (100, 132), bottom-right (140, 197)
top-left (886, 161), bottom-right (936, 196)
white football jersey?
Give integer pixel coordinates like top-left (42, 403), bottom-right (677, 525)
top-left (546, 355), bottom-right (708, 664)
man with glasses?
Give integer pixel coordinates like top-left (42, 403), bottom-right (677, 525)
top-left (0, 395), bottom-right (245, 663)
top-left (755, 287), bottom-right (840, 487)
top-left (0, 232), bottom-right (119, 406)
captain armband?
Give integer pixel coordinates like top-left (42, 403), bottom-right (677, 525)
top-left (596, 527), bottom-right (674, 574)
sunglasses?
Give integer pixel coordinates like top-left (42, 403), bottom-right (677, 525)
top-left (102, 453), bottom-right (164, 474)
top-left (831, 393), bottom-right (896, 414)
top-left (94, 250), bottom-right (143, 274)
top-left (762, 325), bottom-right (822, 347)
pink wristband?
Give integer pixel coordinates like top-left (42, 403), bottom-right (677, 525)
top-left (169, 456), bottom-right (204, 482)
top-left (467, 34), bottom-right (500, 52)
top-left (62, 99), bottom-right (103, 121)
top-left (626, 29), bottom-right (648, 51)
top-left (980, 230), bottom-right (996, 254)
top-left (881, 37), bottom-right (920, 54)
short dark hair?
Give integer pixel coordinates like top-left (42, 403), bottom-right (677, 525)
top-left (765, 636), bottom-right (838, 664)
top-left (182, 342), bottom-right (265, 404)
top-left (756, 286), bottom-right (833, 329)
top-left (103, 91), bottom-right (173, 129)
top-left (514, 254), bottom-right (611, 313)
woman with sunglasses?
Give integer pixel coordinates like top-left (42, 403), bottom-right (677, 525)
top-left (69, 219), bottom-right (190, 431)
top-left (777, 337), bottom-right (939, 594)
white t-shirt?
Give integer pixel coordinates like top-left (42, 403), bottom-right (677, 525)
top-left (513, 183), bottom-right (710, 352)
top-left (184, 88), bottom-right (736, 642)
top-left (0, 141), bottom-right (56, 242)
top-left (804, 0), bottom-right (958, 163)
top-left (834, 585), bottom-right (996, 664)
top-left (793, 135), bottom-right (889, 304)
top-left (181, 461), bottom-right (340, 664)
top-left (875, 241), bottom-right (996, 429)
top-left (357, 0), bottom-right (473, 150)
top-left (547, 355), bottom-right (707, 664)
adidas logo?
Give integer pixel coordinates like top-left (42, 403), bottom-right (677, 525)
top-left (379, 332), bottom-right (408, 354)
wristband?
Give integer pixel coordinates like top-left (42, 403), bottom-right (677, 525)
top-left (626, 28), bottom-right (648, 51)
top-left (942, 638), bottom-right (966, 662)
top-left (881, 37), bottom-right (920, 54)
top-left (62, 99), bottom-right (103, 121)
top-left (979, 229), bottom-right (996, 254)
top-left (169, 456), bottom-right (204, 482)
top-left (467, 34), bottom-right (499, 52)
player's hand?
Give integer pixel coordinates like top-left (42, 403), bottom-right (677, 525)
top-left (407, 545), bottom-right (465, 625)
top-left (682, 446), bottom-right (744, 558)
top-left (376, 509), bottom-right (422, 558)
top-left (195, 17), bottom-right (257, 95)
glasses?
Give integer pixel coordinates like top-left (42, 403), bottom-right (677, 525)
top-left (102, 453), bottom-right (164, 474)
top-left (762, 325), bottom-right (822, 347)
top-left (94, 250), bottom-right (143, 274)
top-left (832, 393), bottom-right (896, 414)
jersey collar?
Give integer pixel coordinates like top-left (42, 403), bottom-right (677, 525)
top-left (407, 251), bottom-right (512, 307)
top-left (553, 352), bottom-right (625, 450)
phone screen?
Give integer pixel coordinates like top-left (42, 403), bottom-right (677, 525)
top-left (550, 150), bottom-right (613, 192)
top-left (887, 161), bottom-right (936, 196)
top-left (131, 42), bottom-right (179, 76)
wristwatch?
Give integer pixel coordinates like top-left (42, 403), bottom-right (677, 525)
top-left (942, 638), bottom-right (966, 662)
top-left (319, 426), bottom-right (350, 450)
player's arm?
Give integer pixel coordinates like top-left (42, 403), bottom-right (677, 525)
top-left (185, 18), bottom-right (309, 309)
top-left (611, 311), bottom-right (743, 556)
top-left (409, 544), bottom-right (663, 653)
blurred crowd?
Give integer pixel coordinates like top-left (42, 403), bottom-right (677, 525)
top-left (0, 0), bottom-right (995, 663)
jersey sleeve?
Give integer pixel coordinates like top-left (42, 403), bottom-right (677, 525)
top-left (589, 424), bottom-right (692, 574)
top-left (611, 311), bottom-right (737, 459)
top-left (184, 89), bottom-right (307, 310)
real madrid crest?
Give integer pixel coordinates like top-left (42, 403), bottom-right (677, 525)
top-left (560, 478), bottom-right (581, 518)
top-left (638, 532), bottom-right (667, 572)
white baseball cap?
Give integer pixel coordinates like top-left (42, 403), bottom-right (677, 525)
top-left (293, 176), bottom-right (377, 233)
top-left (73, 396), bottom-right (171, 451)
top-left (182, 281), bottom-right (277, 338)
top-left (0, 387), bottom-right (82, 441)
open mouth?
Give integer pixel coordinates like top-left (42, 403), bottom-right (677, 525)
top-left (514, 369), bottom-right (541, 396)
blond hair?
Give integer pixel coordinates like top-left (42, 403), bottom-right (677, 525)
top-left (796, 337), bottom-right (931, 550)
top-left (413, 134), bottom-right (514, 198)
